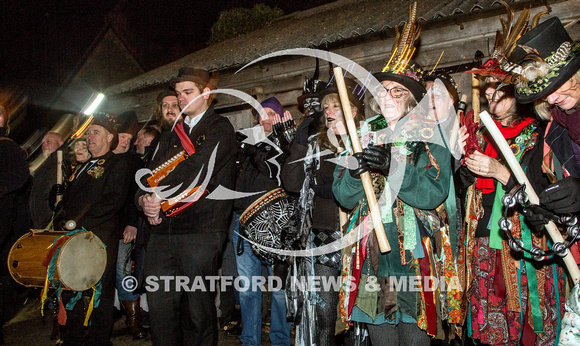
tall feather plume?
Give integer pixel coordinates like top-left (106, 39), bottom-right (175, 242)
top-left (504, 6), bottom-right (530, 56)
top-left (531, 6), bottom-right (551, 28)
top-left (382, 1), bottom-right (420, 73)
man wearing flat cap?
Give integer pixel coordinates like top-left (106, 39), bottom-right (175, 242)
top-left (57, 113), bottom-right (133, 345)
top-left (508, 18), bottom-right (580, 222)
top-left (138, 67), bottom-right (236, 345)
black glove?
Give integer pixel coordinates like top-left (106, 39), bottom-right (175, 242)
top-left (295, 117), bottom-right (314, 146)
top-left (273, 122), bottom-right (284, 137)
top-left (49, 183), bottom-right (65, 211)
top-left (522, 205), bottom-right (549, 231)
top-left (310, 175), bottom-right (333, 199)
top-left (539, 177), bottom-right (580, 214)
top-left (361, 144), bottom-right (392, 175)
top-left (349, 152), bottom-right (369, 178)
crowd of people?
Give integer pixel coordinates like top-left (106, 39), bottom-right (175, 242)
top-left (0, 10), bottom-right (579, 346)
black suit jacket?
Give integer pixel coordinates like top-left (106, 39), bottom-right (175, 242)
top-left (62, 151), bottom-right (132, 248)
top-left (140, 105), bottom-right (236, 234)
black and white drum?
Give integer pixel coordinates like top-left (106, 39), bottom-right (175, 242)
top-left (239, 188), bottom-right (298, 261)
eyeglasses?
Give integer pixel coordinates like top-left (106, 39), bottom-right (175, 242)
top-left (379, 86), bottom-right (410, 99)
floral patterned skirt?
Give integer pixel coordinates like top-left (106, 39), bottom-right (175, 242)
top-left (468, 237), bottom-right (565, 345)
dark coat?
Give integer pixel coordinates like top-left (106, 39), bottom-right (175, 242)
top-left (0, 136), bottom-right (30, 275)
top-left (282, 139), bottom-right (339, 232)
top-left (62, 151), bottom-right (132, 248)
top-left (234, 132), bottom-right (286, 213)
top-left (29, 154), bottom-right (58, 228)
top-left (141, 106), bottom-right (236, 234)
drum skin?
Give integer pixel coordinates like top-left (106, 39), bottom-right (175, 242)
top-left (7, 230), bottom-right (107, 291)
top-left (239, 188), bottom-right (298, 261)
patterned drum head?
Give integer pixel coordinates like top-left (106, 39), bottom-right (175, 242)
top-left (240, 188), bottom-right (298, 261)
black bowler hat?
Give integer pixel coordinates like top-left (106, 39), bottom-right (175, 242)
top-left (117, 110), bottom-right (138, 137)
top-left (510, 17), bottom-right (580, 103)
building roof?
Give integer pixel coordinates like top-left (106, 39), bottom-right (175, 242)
top-left (106, 0), bottom-right (543, 95)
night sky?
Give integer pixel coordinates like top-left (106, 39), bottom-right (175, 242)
top-left (0, 0), bottom-right (333, 142)
top-left (0, 0), bottom-right (333, 101)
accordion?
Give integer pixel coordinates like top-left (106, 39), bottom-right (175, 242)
top-left (147, 150), bottom-right (206, 218)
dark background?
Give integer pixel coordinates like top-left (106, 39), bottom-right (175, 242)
top-left (0, 0), bottom-right (333, 142)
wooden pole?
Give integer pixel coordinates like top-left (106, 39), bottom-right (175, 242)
top-left (56, 150), bottom-right (63, 204)
top-left (479, 110), bottom-right (580, 284)
top-left (465, 72), bottom-right (481, 223)
top-left (471, 71), bottom-right (480, 123)
top-left (333, 67), bottom-right (390, 253)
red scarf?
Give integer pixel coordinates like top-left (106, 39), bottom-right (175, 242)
top-left (476, 117), bottom-right (535, 194)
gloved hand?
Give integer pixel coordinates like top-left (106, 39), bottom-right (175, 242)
top-left (349, 152), bottom-right (369, 178)
top-left (310, 175), bottom-right (333, 199)
top-left (49, 183), bottom-right (65, 211)
top-left (522, 205), bottom-right (549, 231)
top-left (539, 177), bottom-right (580, 214)
top-left (361, 144), bottom-right (392, 175)
top-left (295, 116), bottom-right (314, 146)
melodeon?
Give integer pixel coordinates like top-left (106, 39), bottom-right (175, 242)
top-left (147, 151), bottom-right (207, 217)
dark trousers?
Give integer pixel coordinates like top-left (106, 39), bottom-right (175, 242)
top-left (61, 236), bottom-right (118, 345)
top-left (145, 232), bottom-right (226, 346)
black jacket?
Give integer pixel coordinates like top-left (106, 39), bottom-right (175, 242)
top-left (234, 132), bottom-right (286, 213)
top-left (140, 106), bottom-right (236, 234)
top-left (282, 139), bottom-right (339, 232)
top-left (61, 151), bottom-right (132, 248)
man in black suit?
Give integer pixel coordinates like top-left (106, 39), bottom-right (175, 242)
top-left (138, 67), bottom-right (236, 345)
top-left (59, 113), bottom-right (133, 345)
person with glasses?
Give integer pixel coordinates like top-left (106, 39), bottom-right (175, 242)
top-left (331, 62), bottom-right (462, 342)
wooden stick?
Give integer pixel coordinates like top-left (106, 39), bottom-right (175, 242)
top-left (333, 67), bottom-right (391, 253)
top-left (479, 110), bottom-right (580, 283)
top-left (56, 150), bottom-right (63, 204)
top-left (471, 71), bottom-right (480, 123)
top-left (465, 71), bottom-right (481, 223)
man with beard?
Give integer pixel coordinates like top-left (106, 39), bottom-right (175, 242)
top-left (155, 90), bottom-right (180, 131)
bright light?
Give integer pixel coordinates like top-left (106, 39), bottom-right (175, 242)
top-left (82, 93), bottom-right (105, 115)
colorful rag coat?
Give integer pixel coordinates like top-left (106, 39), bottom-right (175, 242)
top-left (332, 114), bottom-right (463, 339)
top-left (462, 120), bottom-right (567, 345)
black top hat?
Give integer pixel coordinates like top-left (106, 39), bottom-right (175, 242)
top-left (373, 71), bottom-right (426, 102)
top-left (319, 77), bottom-right (366, 116)
top-left (169, 67), bottom-right (216, 90)
top-left (511, 17), bottom-right (580, 103)
top-left (117, 110), bottom-right (139, 137)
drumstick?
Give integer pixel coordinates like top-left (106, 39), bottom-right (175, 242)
top-left (56, 150), bottom-right (63, 204)
top-left (479, 110), bottom-right (580, 284)
top-left (333, 67), bottom-right (391, 253)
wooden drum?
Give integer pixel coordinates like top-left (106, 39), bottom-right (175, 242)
top-left (7, 230), bottom-right (107, 291)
